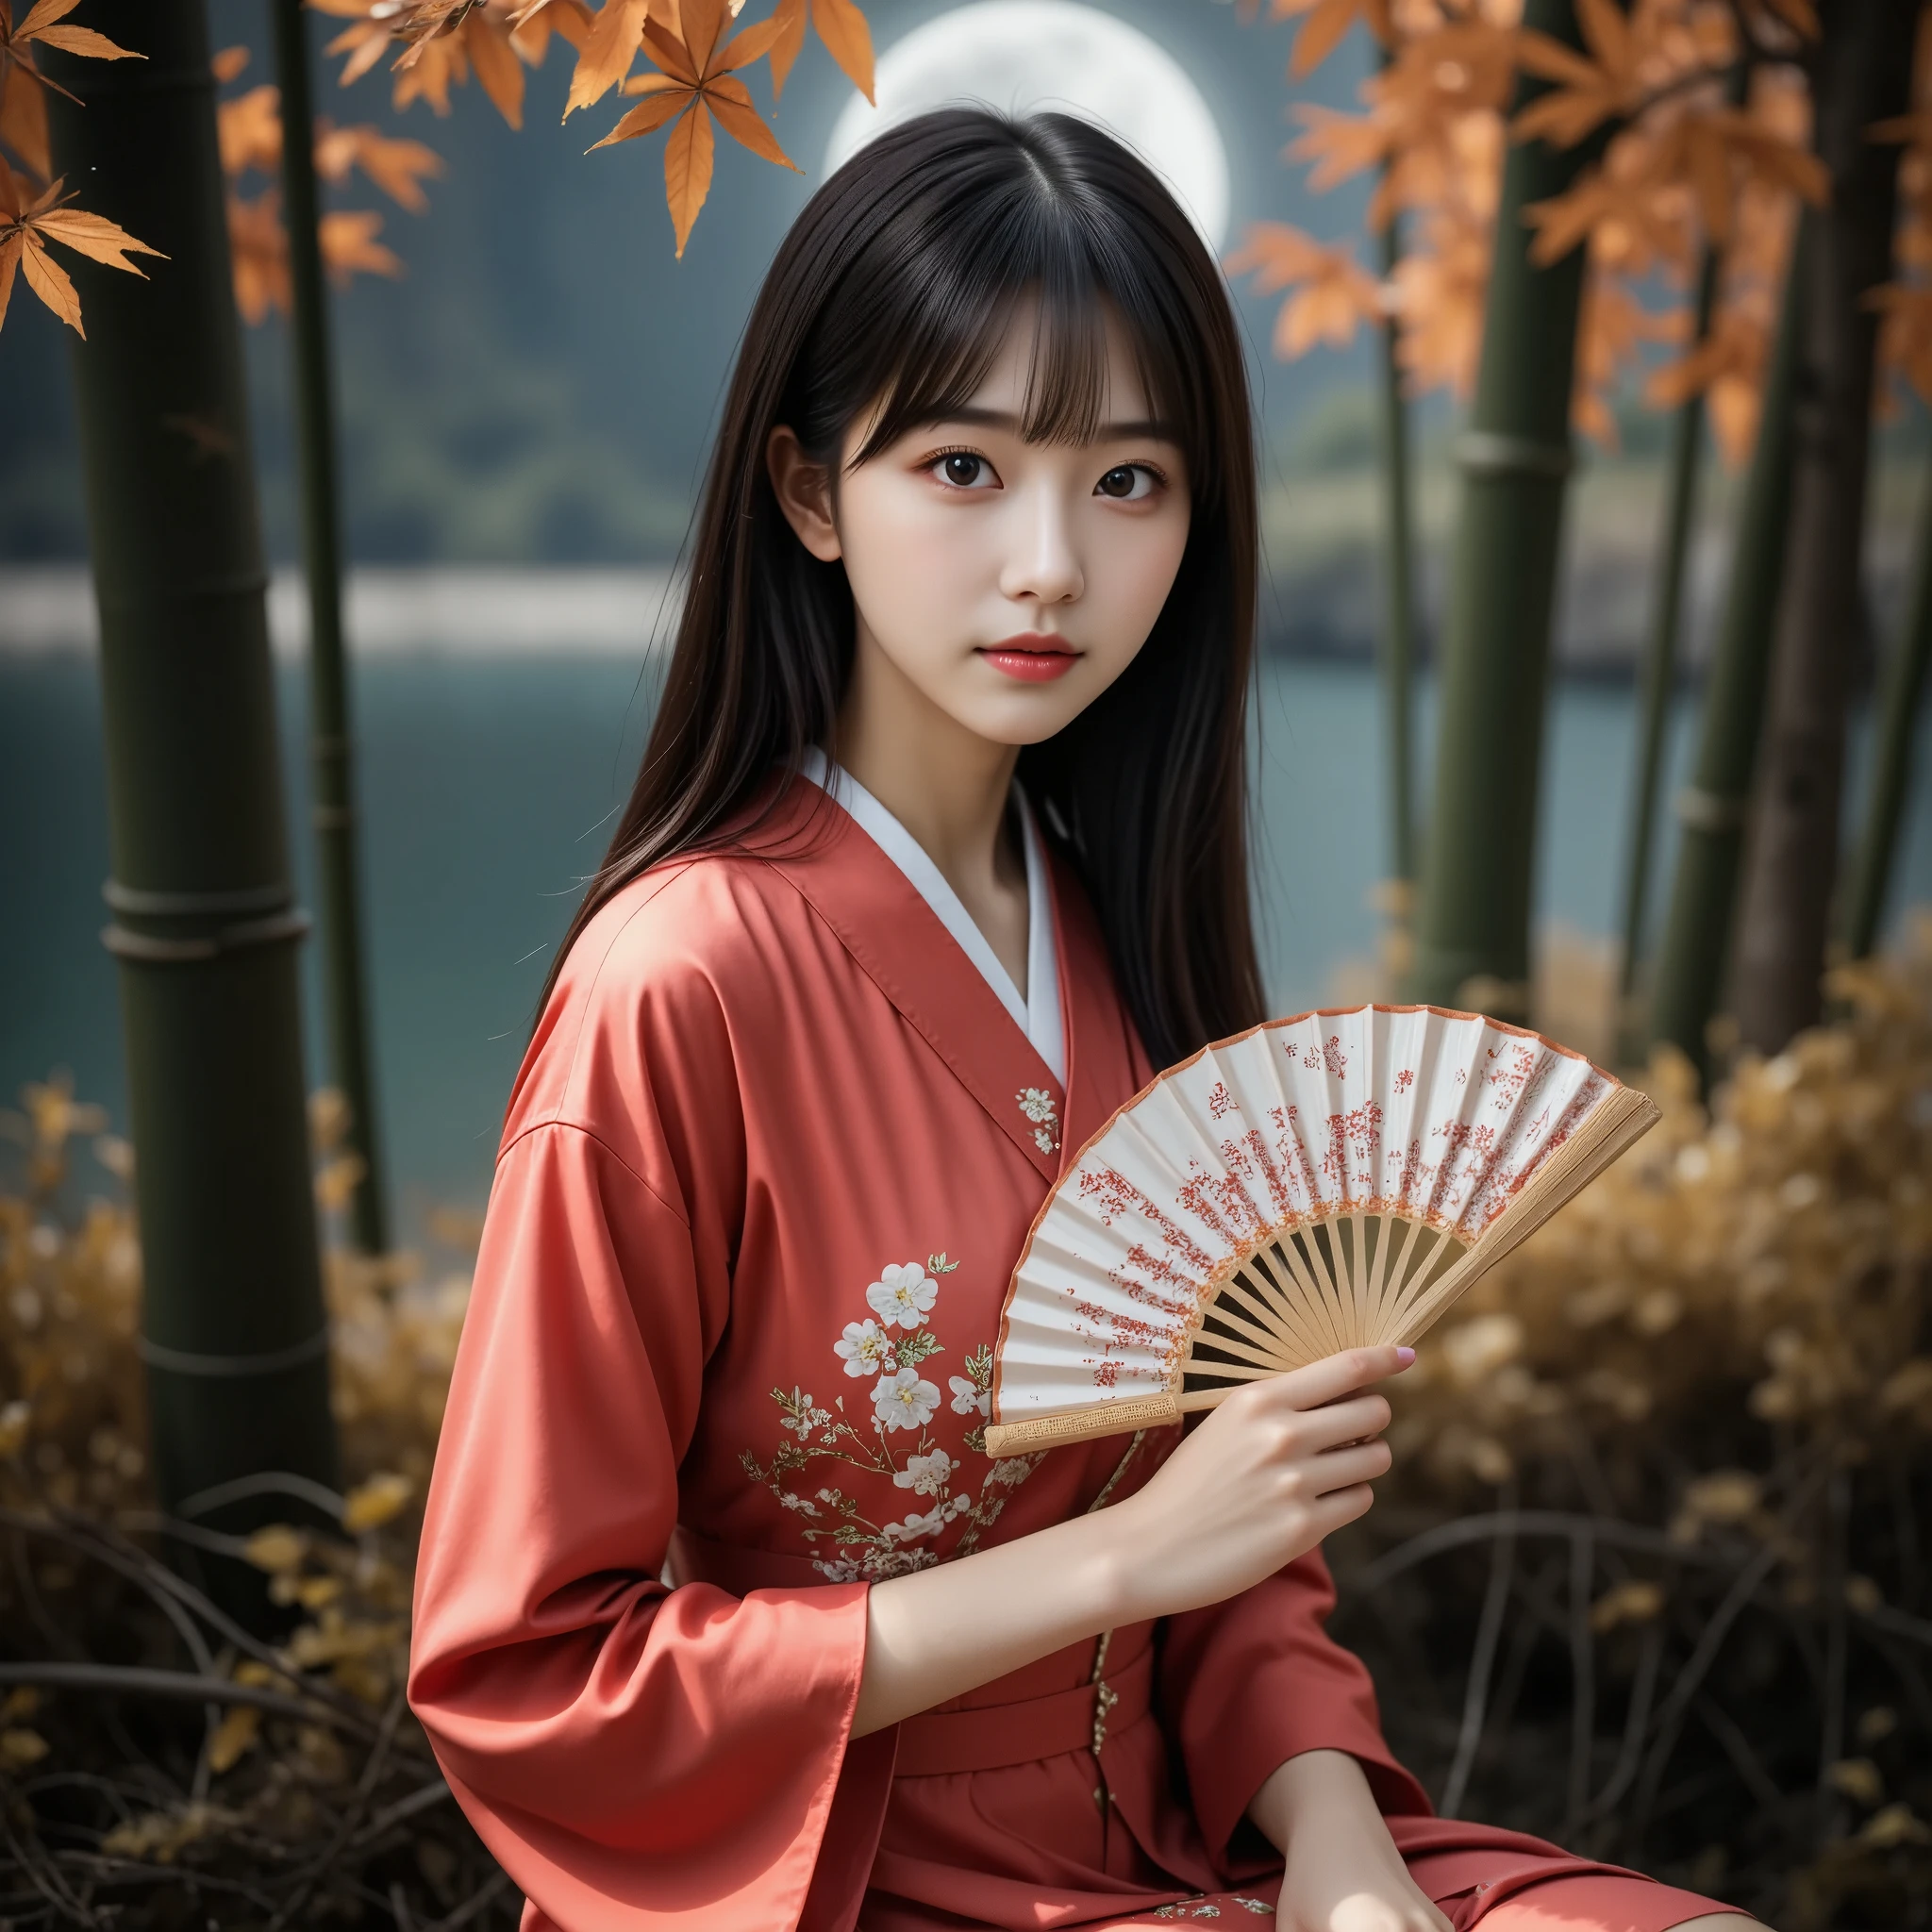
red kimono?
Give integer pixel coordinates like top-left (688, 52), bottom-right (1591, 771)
top-left (407, 774), bottom-right (1733, 1932)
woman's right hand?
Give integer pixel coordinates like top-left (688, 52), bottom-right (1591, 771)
top-left (1101, 1345), bottom-right (1409, 1624)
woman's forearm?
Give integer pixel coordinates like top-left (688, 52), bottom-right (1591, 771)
top-left (852, 1506), bottom-right (1131, 1736)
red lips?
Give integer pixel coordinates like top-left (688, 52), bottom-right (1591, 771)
top-left (977, 633), bottom-right (1080, 682)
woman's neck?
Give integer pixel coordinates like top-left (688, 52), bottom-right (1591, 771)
top-left (833, 626), bottom-right (1029, 989)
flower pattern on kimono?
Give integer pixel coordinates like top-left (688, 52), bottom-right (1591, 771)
top-left (1017, 1086), bottom-right (1060, 1156)
top-left (894, 1447), bottom-right (958, 1495)
top-left (868, 1262), bottom-right (939, 1330)
top-left (874, 1366), bottom-right (941, 1431)
top-left (741, 1252), bottom-right (1043, 1582)
top-left (835, 1320), bottom-right (894, 1377)
top-left (949, 1374), bottom-right (990, 1418)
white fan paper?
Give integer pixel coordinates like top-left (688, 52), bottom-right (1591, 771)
top-left (985, 1005), bottom-right (1658, 1457)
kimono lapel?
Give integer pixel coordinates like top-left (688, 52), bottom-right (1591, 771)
top-left (1050, 849), bottom-right (1151, 1174)
top-left (756, 782), bottom-right (1067, 1184)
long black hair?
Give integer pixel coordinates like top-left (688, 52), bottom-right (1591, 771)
top-left (540, 108), bottom-right (1264, 1070)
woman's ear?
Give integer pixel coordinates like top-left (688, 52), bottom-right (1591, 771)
top-left (765, 426), bottom-right (842, 562)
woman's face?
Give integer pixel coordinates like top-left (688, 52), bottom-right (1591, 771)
top-left (770, 307), bottom-right (1192, 747)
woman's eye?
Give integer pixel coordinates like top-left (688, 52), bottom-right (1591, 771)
top-left (1095, 464), bottom-right (1156, 501)
top-left (937, 452), bottom-right (995, 489)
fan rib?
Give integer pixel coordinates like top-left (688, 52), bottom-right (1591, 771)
top-left (1363, 1209), bottom-right (1401, 1339)
top-left (1236, 1250), bottom-right (1332, 1367)
top-left (1212, 1269), bottom-right (1303, 1352)
top-left (1268, 1231), bottom-right (1347, 1357)
top-left (1182, 1324), bottom-right (1296, 1374)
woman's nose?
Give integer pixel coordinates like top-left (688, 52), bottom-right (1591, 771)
top-left (998, 487), bottom-right (1084, 607)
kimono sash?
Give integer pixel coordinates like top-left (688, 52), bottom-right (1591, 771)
top-left (666, 1526), bottom-right (1154, 1777)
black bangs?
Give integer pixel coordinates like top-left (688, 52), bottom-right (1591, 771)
top-left (540, 107), bottom-right (1264, 1071)
top-left (785, 113), bottom-right (1218, 502)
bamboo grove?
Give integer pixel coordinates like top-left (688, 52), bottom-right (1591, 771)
top-left (1232, 0), bottom-right (1932, 1078)
top-left (0, 0), bottom-right (1927, 1753)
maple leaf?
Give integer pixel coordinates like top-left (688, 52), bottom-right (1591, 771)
top-left (319, 0), bottom-right (569, 122)
top-left (0, 45), bottom-right (49, 177)
top-left (761, 0), bottom-right (872, 102)
top-left (313, 122), bottom-right (444, 211)
top-left (0, 0), bottom-right (142, 90)
top-left (1272, 0), bottom-right (1391, 79)
top-left (225, 186), bottom-right (289, 324)
top-left (1225, 221), bottom-right (1385, 358)
top-left (0, 153), bottom-right (162, 336)
top-left (592, 0), bottom-right (797, 256)
top-left (0, 0), bottom-right (142, 186)
top-left (320, 207), bottom-right (403, 282)
top-left (217, 83), bottom-right (285, 178)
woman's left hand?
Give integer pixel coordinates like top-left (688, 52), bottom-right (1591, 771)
top-left (1250, 1750), bottom-right (1452, 1932)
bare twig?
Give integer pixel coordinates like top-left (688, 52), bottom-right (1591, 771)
top-left (0, 1662), bottom-right (384, 1738)
top-left (1440, 1487), bottom-right (1517, 1817)
top-left (1565, 1525), bottom-right (1596, 1838)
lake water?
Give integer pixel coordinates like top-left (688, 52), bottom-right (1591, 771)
top-left (4, 622), bottom-right (1927, 1228)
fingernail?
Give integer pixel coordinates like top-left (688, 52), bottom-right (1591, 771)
top-left (1395, 1346), bottom-right (1416, 1367)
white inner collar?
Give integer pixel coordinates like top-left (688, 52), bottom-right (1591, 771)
top-left (799, 749), bottom-right (1065, 1085)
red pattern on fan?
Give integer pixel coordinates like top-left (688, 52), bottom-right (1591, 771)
top-left (984, 1004), bottom-right (1659, 1456)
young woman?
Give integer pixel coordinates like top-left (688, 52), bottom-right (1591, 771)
top-left (407, 110), bottom-right (1758, 1932)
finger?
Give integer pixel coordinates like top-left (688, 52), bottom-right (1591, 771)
top-left (1302, 1439), bottom-right (1391, 1496)
top-left (1289, 1391), bottom-right (1393, 1453)
top-left (1311, 1480), bottom-right (1377, 1533)
top-left (1254, 1345), bottom-right (1412, 1414)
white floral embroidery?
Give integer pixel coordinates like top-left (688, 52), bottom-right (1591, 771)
top-left (948, 1374), bottom-right (990, 1418)
top-left (874, 1366), bottom-right (941, 1432)
top-left (867, 1262), bottom-right (939, 1330)
top-left (740, 1254), bottom-right (1042, 1582)
top-left (893, 1447), bottom-right (958, 1494)
top-left (834, 1319), bottom-right (894, 1377)
top-left (777, 1388), bottom-right (832, 1435)
top-left (1017, 1087), bottom-right (1060, 1156)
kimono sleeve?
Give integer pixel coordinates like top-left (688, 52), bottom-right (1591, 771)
top-left (1159, 1549), bottom-right (1432, 1869)
top-left (406, 1117), bottom-right (872, 1931)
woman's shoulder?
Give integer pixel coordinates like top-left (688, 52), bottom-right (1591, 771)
top-left (500, 845), bottom-right (815, 1159)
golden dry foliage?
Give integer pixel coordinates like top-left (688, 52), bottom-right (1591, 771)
top-left (320, 0), bottom-right (873, 255)
top-left (2, 927), bottom-right (1930, 1909)
top-left (1234, 0), bottom-right (1825, 461)
top-left (213, 45), bottom-right (442, 325)
top-left (0, 0), bottom-right (160, 337)
top-left (1393, 913), bottom-right (1932, 1504)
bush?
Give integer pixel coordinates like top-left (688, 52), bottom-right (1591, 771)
top-left (2, 917), bottom-right (1929, 1927)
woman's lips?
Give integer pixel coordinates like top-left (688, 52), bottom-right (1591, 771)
top-left (977, 636), bottom-right (1080, 683)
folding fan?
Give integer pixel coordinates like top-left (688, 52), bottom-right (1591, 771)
top-left (983, 1005), bottom-right (1658, 1457)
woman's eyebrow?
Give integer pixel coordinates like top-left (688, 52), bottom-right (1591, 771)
top-left (926, 406), bottom-right (1181, 441)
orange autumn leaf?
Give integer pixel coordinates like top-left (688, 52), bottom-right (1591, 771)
top-left (1225, 220), bottom-right (1384, 358)
top-left (225, 185), bottom-right (289, 324)
top-left (217, 83), bottom-right (285, 177)
top-left (320, 207), bottom-right (403, 282)
top-left (0, 154), bottom-right (162, 336)
top-left (593, 0), bottom-right (796, 255)
top-left (810, 0), bottom-right (873, 102)
top-left (313, 123), bottom-right (444, 212)
top-left (1272, 0), bottom-right (1391, 79)
top-left (1, 0), bottom-right (142, 188)
top-left (563, 0), bottom-right (649, 116)
top-left (0, 48), bottom-right (49, 176)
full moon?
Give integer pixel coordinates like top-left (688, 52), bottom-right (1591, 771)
top-left (822, 0), bottom-right (1230, 249)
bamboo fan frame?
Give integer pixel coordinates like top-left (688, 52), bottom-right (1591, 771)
top-left (982, 1068), bottom-right (1656, 1458)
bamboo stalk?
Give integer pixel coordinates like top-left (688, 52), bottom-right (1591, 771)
top-left (1729, 0), bottom-right (1919, 1052)
top-left (1646, 215), bottom-right (1810, 1083)
top-left (42, 0), bottom-right (341, 1624)
top-left (1374, 65), bottom-right (1417, 892)
top-left (271, 0), bottom-right (390, 1255)
top-left (1613, 242), bottom-right (1721, 1062)
top-left (1407, 0), bottom-right (1596, 1016)
top-left (1841, 454), bottom-right (1932, 958)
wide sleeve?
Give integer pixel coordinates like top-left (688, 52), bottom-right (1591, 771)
top-left (1159, 1548), bottom-right (1433, 1871)
top-left (406, 1117), bottom-right (872, 1931)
